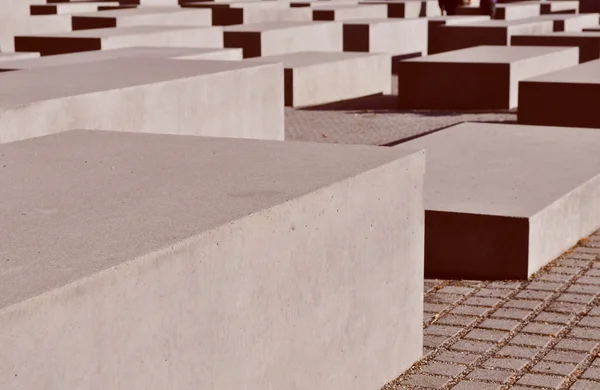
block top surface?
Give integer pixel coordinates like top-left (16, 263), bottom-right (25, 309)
top-left (523, 58), bottom-right (600, 83)
top-left (342, 17), bottom-right (426, 25)
top-left (584, 26), bottom-right (600, 32)
top-left (247, 50), bottom-right (382, 67)
top-left (224, 20), bottom-right (335, 32)
top-left (0, 58), bottom-right (274, 107)
top-left (19, 25), bottom-right (213, 38)
top-left (427, 15), bottom-right (491, 25)
top-left (0, 52), bottom-right (40, 62)
top-left (398, 122), bottom-right (600, 217)
top-left (514, 31), bottom-right (600, 39)
top-left (0, 130), bottom-right (420, 311)
top-left (446, 17), bottom-right (553, 28)
top-left (402, 45), bottom-right (576, 63)
top-left (71, 6), bottom-right (207, 17)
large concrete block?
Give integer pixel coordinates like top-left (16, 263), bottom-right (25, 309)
top-left (433, 17), bottom-right (555, 53)
top-left (534, 13), bottom-right (600, 32)
top-left (250, 51), bottom-right (390, 107)
top-left (580, 0), bottom-right (600, 13)
top-left (359, 0), bottom-right (441, 18)
top-left (0, 130), bottom-right (425, 390)
top-left (427, 15), bottom-right (491, 54)
top-left (71, 7), bottom-right (213, 30)
top-left (343, 18), bottom-right (428, 59)
top-left (0, 58), bottom-right (283, 143)
top-left (518, 58), bottom-right (600, 128)
top-left (312, 4), bottom-right (388, 20)
top-left (0, 14), bottom-right (72, 52)
top-left (495, 2), bottom-right (540, 20)
top-left (185, 1), bottom-right (313, 25)
top-left (15, 26), bottom-right (223, 56)
top-left (540, 0), bottom-right (579, 14)
top-left (397, 45), bottom-right (578, 109)
top-left (584, 25), bottom-right (600, 32)
top-left (224, 21), bottom-right (343, 58)
top-left (397, 122), bottom-right (600, 280)
top-left (0, 52), bottom-right (40, 62)
top-left (512, 31), bottom-right (600, 63)
top-left (0, 46), bottom-right (242, 72)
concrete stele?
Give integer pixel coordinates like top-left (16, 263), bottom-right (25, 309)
top-left (71, 7), bottom-right (213, 30)
top-left (511, 31), bottom-right (600, 63)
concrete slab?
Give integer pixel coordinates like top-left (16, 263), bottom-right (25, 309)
top-left (495, 2), bottom-right (540, 20)
top-left (397, 45), bottom-right (578, 109)
top-left (584, 25), bottom-right (600, 32)
top-left (433, 17), bottom-right (555, 53)
top-left (15, 25), bottom-right (223, 56)
top-left (224, 21), bottom-right (343, 58)
top-left (0, 129), bottom-right (425, 390)
top-left (397, 122), bottom-right (600, 280)
top-left (533, 13), bottom-right (600, 32)
top-left (0, 52), bottom-right (40, 62)
top-left (512, 31), bottom-right (600, 63)
top-left (518, 58), bottom-right (600, 129)
top-left (540, 0), bottom-right (579, 14)
top-left (71, 7), bottom-right (213, 30)
top-left (343, 18), bottom-right (428, 59)
top-left (185, 1), bottom-right (313, 25)
top-left (427, 15), bottom-right (491, 54)
top-left (358, 0), bottom-right (441, 18)
top-left (0, 46), bottom-right (241, 72)
top-left (312, 4), bottom-right (388, 20)
top-left (249, 51), bottom-right (390, 107)
top-left (0, 14), bottom-right (72, 52)
top-left (30, 2), bottom-right (120, 14)
top-left (0, 58), bottom-right (284, 143)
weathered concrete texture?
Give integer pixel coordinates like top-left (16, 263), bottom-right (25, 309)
top-left (512, 31), bottom-right (600, 63)
top-left (396, 122), bottom-right (600, 280)
top-left (343, 18), bottom-right (428, 59)
top-left (0, 58), bottom-right (284, 143)
top-left (185, 1), bottom-right (313, 26)
top-left (250, 51), bottom-right (390, 107)
top-left (518, 58), bottom-right (600, 129)
top-left (312, 4), bottom-right (388, 20)
top-left (224, 21), bottom-right (343, 58)
top-left (433, 17), bottom-right (555, 53)
top-left (0, 52), bottom-right (39, 62)
top-left (71, 7), bottom-right (213, 30)
top-left (0, 130), bottom-right (425, 390)
top-left (15, 25), bottom-right (224, 56)
top-left (0, 46), bottom-right (242, 72)
top-left (495, 2), bottom-right (541, 20)
top-left (397, 45), bottom-right (578, 109)
top-left (427, 15), bottom-right (491, 54)
top-left (359, 0), bottom-right (441, 18)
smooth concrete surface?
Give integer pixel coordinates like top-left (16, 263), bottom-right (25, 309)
top-left (518, 58), bottom-right (600, 128)
top-left (397, 122), bottom-right (600, 280)
top-left (0, 52), bottom-right (40, 62)
top-left (540, 0), bottom-right (579, 14)
top-left (584, 26), bottom-right (600, 32)
top-left (0, 58), bottom-right (284, 143)
top-left (495, 2), bottom-right (540, 20)
top-left (533, 13), bottom-right (600, 32)
top-left (434, 17), bottom-right (555, 53)
top-left (0, 129), bottom-right (425, 390)
top-left (0, 14), bottom-right (72, 52)
top-left (312, 4), bottom-right (387, 21)
top-left (343, 18), bottom-right (428, 59)
top-left (397, 45), bottom-right (579, 109)
top-left (224, 21), bottom-right (343, 58)
top-left (15, 25), bottom-right (224, 56)
top-left (71, 7), bottom-right (213, 30)
top-left (427, 15), bottom-right (491, 54)
top-left (358, 0), bottom-right (441, 18)
top-left (30, 2), bottom-right (121, 14)
top-left (249, 51), bottom-right (390, 107)
top-left (0, 46), bottom-right (242, 72)
top-left (187, 2), bottom-right (313, 26)
top-left (512, 32), bottom-right (600, 63)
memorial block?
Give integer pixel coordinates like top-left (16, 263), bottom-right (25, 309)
top-left (427, 15), bottom-right (490, 54)
top-left (312, 4), bottom-right (388, 21)
top-left (71, 7), bottom-right (213, 30)
top-left (358, 0), bottom-right (441, 18)
top-left (512, 31), bottom-right (600, 63)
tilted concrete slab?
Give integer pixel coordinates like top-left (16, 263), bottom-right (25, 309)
top-left (397, 45), bottom-right (578, 109)
top-left (427, 15), bottom-right (491, 54)
top-left (0, 52), bottom-right (40, 62)
top-left (518, 58), bottom-right (600, 129)
top-left (0, 58), bottom-right (283, 143)
top-left (249, 51), bottom-right (390, 107)
top-left (224, 21), bottom-right (343, 58)
top-left (312, 4), bottom-right (388, 20)
top-left (71, 7), bottom-right (213, 30)
top-left (512, 31), bottom-right (600, 63)
top-left (433, 17), bottom-right (555, 53)
top-left (397, 122), bottom-right (600, 280)
top-left (358, 0), bottom-right (441, 18)
top-left (343, 17), bottom-right (428, 59)
top-left (0, 46), bottom-right (241, 72)
top-left (0, 129), bottom-right (425, 390)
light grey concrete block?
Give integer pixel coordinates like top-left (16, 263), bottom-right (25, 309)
top-left (185, 1), bottom-right (313, 25)
top-left (71, 7), bottom-right (213, 30)
top-left (224, 21), bottom-right (343, 58)
top-left (30, 2), bottom-right (121, 14)
top-left (579, 0), bottom-right (600, 13)
top-left (359, 0), bottom-right (441, 18)
top-left (397, 45), bottom-right (579, 109)
top-left (250, 51), bottom-right (391, 107)
top-left (427, 15), bottom-right (491, 54)
top-left (540, 0), bottom-right (579, 14)
top-left (15, 25), bottom-right (223, 56)
top-left (495, 2), bottom-right (540, 20)
top-left (0, 14), bottom-right (72, 52)
top-left (312, 4), bottom-right (388, 20)
top-left (0, 58), bottom-right (284, 143)
top-left (512, 31), bottom-right (600, 63)
top-left (518, 58), bottom-right (600, 129)
top-left (0, 52), bottom-right (39, 62)
top-left (0, 130), bottom-right (425, 390)
top-left (533, 13), bottom-right (600, 32)
top-left (397, 122), bottom-right (600, 280)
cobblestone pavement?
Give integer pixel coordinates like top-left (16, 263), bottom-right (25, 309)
top-left (383, 231), bottom-right (600, 390)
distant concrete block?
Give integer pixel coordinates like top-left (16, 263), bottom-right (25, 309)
top-left (224, 21), bottom-right (343, 58)
top-left (434, 18), bottom-right (554, 53)
top-left (0, 47), bottom-right (242, 72)
top-left (30, 2), bottom-right (121, 14)
top-left (343, 18), bottom-right (428, 59)
top-left (15, 26), bottom-right (223, 56)
top-left (397, 45), bottom-right (578, 109)
top-left (518, 59), bottom-right (600, 128)
top-left (71, 7), bottom-right (213, 30)
top-left (512, 32), bottom-right (600, 63)
top-left (250, 51), bottom-right (391, 107)
top-left (427, 15), bottom-right (491, 54)
top-left (359, 0), bottom-right (441, 18)
top-left (540, 0), bottom-right (578, 14)
top-left (397, 122), bottom-right (600, 280)
top-left (313, 4), bottom-right (388, 20)
top-left (534, 13), bottom-right (600, 32)
top-left (0, 130), bottom-right (425, 390)
top-left (495, 2), bottom-right (540, 20)
top-left (584, 26), bottom-right (600, 32)
top-left (185, 1), bottom-right (313, 25)
top-left (0, 58), bottom-right (284, 143)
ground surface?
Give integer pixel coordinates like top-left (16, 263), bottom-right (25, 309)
top-left (285, 80), bottom-right (600, 389)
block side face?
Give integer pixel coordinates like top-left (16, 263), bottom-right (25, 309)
top-left (343, 24), bottom-right (369, 52)
top-left (284, 67), bottom-right (294, 106)
top-left (369, 19), bottom-right (428, 57)
top-left (0, 147), bottom-right (425, 390)
top-left (425, 210), bottom-right (530, 280)
top-left (224, 31), bottom-right (262, 58)
top-left (72, 17), bottom-right (117, 31)
top-left (529, 173), bottom-right (600, 275)
top-left (15, 37), bottom-right (101, 56)
top-left (261, 22), bottom-right (343, 56)
top-left (511, 35), bottom-right (600, 64)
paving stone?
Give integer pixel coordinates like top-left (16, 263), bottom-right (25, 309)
top-left (570, 327), bottom-right (600, 340)
top-left (549, 266), bottom-right (582, 275)
top-left (536, 272), bottom-right (573, 282)
top-left (582, 367), bottom-right (600, 380)
top-left (451, 339), bottom-right (495, 354)
top-left (467, 368), bottom-right (513, 382)
top-left (421, 362), bottom-right (467, 377)
top-left (527, 281), bottom-right (562, 291)
top-left (435, 351), bottom-right (480, 364)
top-left (585, 269), bottom-right (600, 277)
top-left (479, 318), bottom-right (520, 331)
top-left (425, 293), bottom-right (463, 305)
top-left (559, 259), bottom-right (591, 268)
top-left (424, 335), bottom-right (449, 348)
top-left (557, 293), bottom-right (595, 304)
top-left (589, 306), bottom-right (600, 316)
top-left (424, 312), bottom-right (437, 322)
top-left (567, 284), bottom-right (600, 295)
top-left (401, 374), bottom-right (451, 389)
top-left (578, 276), bottom-right (600, 286)
top-left (578, 316), bottom-right (600, 328)
top-left (425, 303), bottom-right (451, 313)
top-left (545, 350), bottom-right (588, 364)
top-left (491, 308), bottom-right (532, 320)
top-left (452, 381), bottom-right (502, 390)
top-left (436, 314), bottom-right (478, 327)
top-left (569, 379), bottom-right (600, 389)
top-left (425, 325), bottom-right (463, 337)
top-left (515, 289), bottom-right (554, 300)
top-left (451, 305), bottom-right (490, 316)
top-left (534, 311), bottom-right (574, 325)
top-left (497, 345), bottom-right (539, 359)
top-left (438, 286), bottom-right (476, 295)
top-left (509, 333), bottom-right (552, 348)
top-left (503, 299), bottom-right (543, 310)
top-left (465, 329), bottom-right (509, 343)
top-left (483, 357), bottom-right (529, 371)
top-left (522, 322), bottom-right (564, 336)
top-left (555, 338), bottom-right (599, 352)
top-left (546, 302), bottom-right (587, 314)
top-left (475, 289), bottom-right (514, 298)
top-left (464, 297), bottom-right (503, 307)
top-left (531, 360), bottom-right (578, 376)
top-left (516, 373), bottom-right (567, 388)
